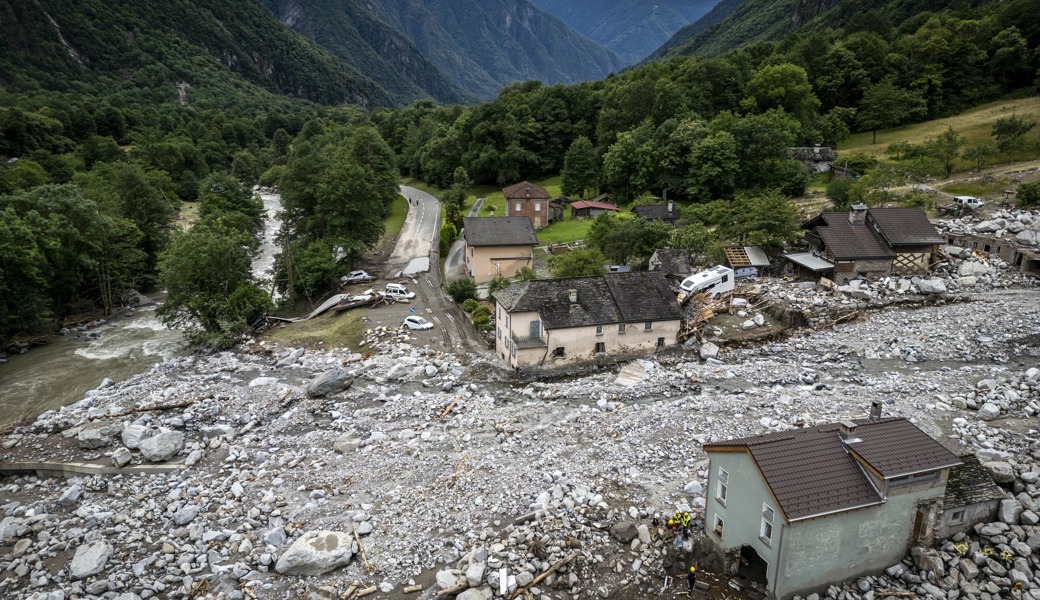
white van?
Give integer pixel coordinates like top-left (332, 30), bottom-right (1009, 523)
top-left (679, 266), bottom-right (735, 300)
top-left (383, 283), bottom-right (416, 300)
top-left (951, 196), bottom-right (984, 210)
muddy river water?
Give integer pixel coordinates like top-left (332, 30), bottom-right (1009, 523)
top-left (0, 190), bottom-right (284, 426)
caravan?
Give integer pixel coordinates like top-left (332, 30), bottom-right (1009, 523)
top-left (679, 266), bottom-right (735, 301)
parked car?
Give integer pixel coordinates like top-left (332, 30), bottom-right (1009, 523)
top-left (383, 283), bottom-right (416, 300)
top-left (403, 316), bottom-right (433, 330)
top-left (951, 196), bottom-right (984, 210)
top-left (341, 270), bottom-right (376, 284)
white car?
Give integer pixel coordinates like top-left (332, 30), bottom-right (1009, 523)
top-left (403, 316), bottom-right (433, 330)
top-left (383, 283), bottom-right (416, 300)
top-left (951, 196), bottom-right (984, 210)
top-left (341, 270), bottom-right (376, 284)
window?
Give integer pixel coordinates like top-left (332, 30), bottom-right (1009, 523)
top-left (511, 344), bottom-right (516, 358)
top-left (722, 274), bottom-right (729, 282)
top-left (890, 471), bottom-right (939, 488)
top-left (594, 342), bottom-right (605, 354)
top-left (760, 504), bottom-right (774, 545)
top-left (497, 327), bottom-right (501, 340)
top-left (497, 306), bottom-right (500, 319)
top-left (619, 323), bottom-right (626, 334)
top-left (644, 321), bottom-right (652, 332)
top-left (657, 337), bottom-right (665, 348)
top-left (595, 324), bottom-right (603, 335)
top-left (716, 467), bottom-right (728, 505)
top-left (713, 514), bottom-right (724, 538)
top-left (506, 315), bottom-right (510, 328)
top-left (534, 201), bottom-right (542, 211)
top-left (951, 510), bottom-right (965, 524)
top-left (515, 202), bottom-right (521, 212)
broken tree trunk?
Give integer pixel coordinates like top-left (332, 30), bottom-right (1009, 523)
top-left (507, 551), bottom-right (579, 599)
top-left (435, 582), bottom-right (470, 597)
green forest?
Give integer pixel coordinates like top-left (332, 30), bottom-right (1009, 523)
top-left (1, 0), bottom-right (1038, 349)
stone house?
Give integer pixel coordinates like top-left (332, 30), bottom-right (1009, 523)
top-left (633, 199), bottom-right (681, 227)
top-left (703, 412), bottom-right (962, 600)
top-left (935, 453), bottom-right (1006, 539)
top-left (789, 146), bottom-right (837, 174)
top-left (795, 204), bottom-right (945, 282)
top-left (648, 248), bottom-right (692, 278)
top-left (491, 272), bottom-right (681, 372)
top-left (462, 216), bottom-right (538, 284)
top-left (503, 181), bottom-right (551, 230)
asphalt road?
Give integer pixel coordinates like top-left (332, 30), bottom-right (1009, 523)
top-left (384, 186), bottom-right (487, 353)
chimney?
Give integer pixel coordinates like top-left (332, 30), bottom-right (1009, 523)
top-left (839, 420), bottom-right (861, 444)
top-left (848, 203), bottom-right (867, 227)
top-left (568, 289), bottom-right (577, 304)
top-left (869, 400), bottom-right (883, 421)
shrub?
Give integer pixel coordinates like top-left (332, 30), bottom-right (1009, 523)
top-left (1019, 182), bottom-right (1040, 206)
top-left (481, 323), bottom-right (494, 332)
top-left (446, 278), bottom-right (477, 302)
top-left (487, 276), bottom-right (511, 294)
top-left (462, 298), bottom-right (479, 313)
top-left (515, 267), bottom-right (538, 281)
top-left (473, 314), bottom-right (490, 326)
top-left (472, 305), bottom-right (491, 319)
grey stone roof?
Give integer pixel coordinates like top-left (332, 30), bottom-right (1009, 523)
top-left (649, 249), bottom-right (692, 275)
top-left (944, 453), bottom-right (1007, 509)
top-left (463, 217), bottom-right (538, 247)
top-left (493, 272), bottom-right (681, 330)
top-left (634, 203), bottom-right (681, 222)
top-left (789, 146), bottom-right (837, 162)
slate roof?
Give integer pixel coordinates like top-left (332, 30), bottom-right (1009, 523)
top-left (634, 203), bottom-right (681, 222)
top-left (868, 208), bottom-right (945, 246)
top-left (805, 209), bottom-right (942, 260)
top-left (704, 418), bottom-right (962, 522)
top-left (492, 272), bottom-right (681, 330)
top-left (462, 217), bottom-right (538, 247)
top-left (943, 453), bottom-right (1007, 509)
top-left (502, 181), bottom-right (550, 200)
top-left (789, 146), bottom-right (837, 162)
top-left (812, 212), bottom-right (894, 260)
top-left (649, 249), bottom-right (692, 275)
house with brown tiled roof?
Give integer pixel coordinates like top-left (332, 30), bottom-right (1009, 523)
top-left (503, 181), bottom-right (551, 229)
top-left (703, 410), bottom-right (962, 600)
top-left (462, 216), bottom-right (538, 284)
top-left (788, 204), bottom-right (944, 282)
top-left (491, 272), bottom-right (682, 373)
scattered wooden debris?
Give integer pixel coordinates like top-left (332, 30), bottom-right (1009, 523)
top-left (507, 551), bottom-right (580, 599)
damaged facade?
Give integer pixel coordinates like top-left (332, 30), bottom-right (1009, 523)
top-left (703, 411), bottom-right (963, 600)
top-left (491, 272), bottom-right (681, 371)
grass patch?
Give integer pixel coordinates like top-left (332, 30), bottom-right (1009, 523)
top-left (374, 196), bottom-right (409, 254)
top-left (177, 201), bottom-right (199, 231)
top-left (940, 179), bottom-right (1010, 197)
top-left (838, 96), bottom-right (1040, 162)
top-left (267, 309), bottom-right (368, 350)
top-left (537, 214), bottom-right (593, 244)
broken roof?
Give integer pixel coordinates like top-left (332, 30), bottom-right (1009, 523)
top-left (492, 272), bottom-right (681, 330)
top-left (789, 146), bottom-right (837, 162)
top-left (704, 418), bottom-right (962, 522)
top-left (462, 216), bottom-right (538, 247)
top-left (649, 249), bottom-right (692, 275)
top-left (725, 246), bottom-right (770, 268)
top-left (943, 453), bottom-right (1007, 509)
top-left (502, 181), bottom-right (550, 200)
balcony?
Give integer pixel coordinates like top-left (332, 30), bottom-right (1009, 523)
top-left (511, 332), bottom-right (547, 348)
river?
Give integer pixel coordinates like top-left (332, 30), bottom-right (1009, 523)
top-left (0, 190), bottom-right (284, 426)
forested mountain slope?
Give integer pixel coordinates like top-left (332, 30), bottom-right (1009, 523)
top-left (364, 0), bottom-right (625, 100)
top-left (260, 0), bottom-right (471, 105)
top-left (646, 0), bottom-right (746, 60)
top-left (529, 0), bottom-right (720, 64)
top-left (0, 0), bottom-right (392, 107)
top-left (655, 0), bottom-right (1010, 59)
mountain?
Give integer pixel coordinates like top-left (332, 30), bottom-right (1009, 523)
top-left (529, 0), bottom-right (721, 64)
top-left (652, 0), bottom-right (1000, 59)
top-left (260, 0), bottom-right (471, 105)
top-left (0, 0), bottom-right (393, 107)
top-left (646, 0), bottom-right (746, 61)
top-left (362, 0), bottom-right (625, 99)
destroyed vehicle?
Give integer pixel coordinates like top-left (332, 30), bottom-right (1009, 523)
top-left (403, 316), bottom-right (433, 330)
top-left (383, 283), bottom-right (416, 300)
top-left (679, 266), bottom-right (734, 300)
top-left (341, 270), bottom-right (376, 284)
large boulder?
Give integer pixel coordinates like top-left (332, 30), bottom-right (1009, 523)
top-left (699, 342), bottom-right (720, 361)
top-left (984, 461), bottom-right (1016, 484)
top-left (609, 521), bottom-right (638, 544)
top-left (306, 369), bottom-right (353, 398)
top-left (121, 424), bottom-right (154, 449)
top-left (138, 431), bottom-right (185, 462)
top-left (69, 540), bottom-right (112, 579)
top-left (77, 425), bottom-right (116, 449)
top-left (458, 588), bottom-right (493, 600)
top-left (957, 262), bottom-right (991, 277)
top-left (275, 531), bottom-right (354, 576)
top-left (917, 279), bottom-right (947, 295)
top-left (436, 569), bottom-right (467, 590)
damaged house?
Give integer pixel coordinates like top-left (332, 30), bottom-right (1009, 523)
top-left (703, 409), bottom-right (962, 600)
top-left (787, 204), bottom-right (945, 283)
top-left (491, 272), bottom-right (681, 372)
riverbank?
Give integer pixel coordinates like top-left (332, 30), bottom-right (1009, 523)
top-left (0, 283), bottom-right (1037, 600)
